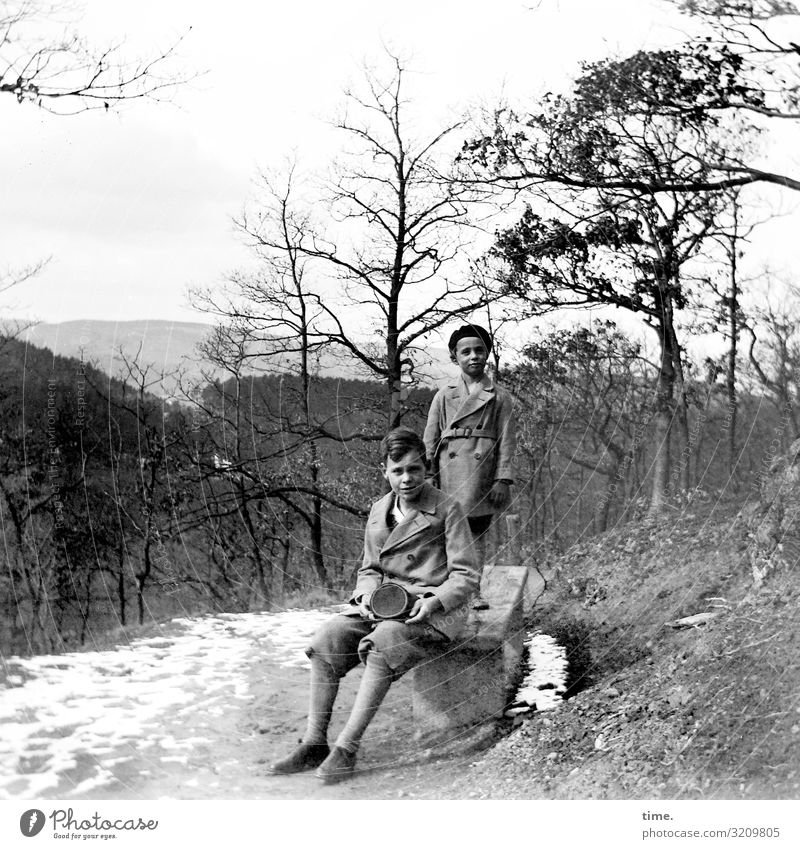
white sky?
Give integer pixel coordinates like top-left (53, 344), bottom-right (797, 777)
top-left (2, 0), bottom-right (799, 336)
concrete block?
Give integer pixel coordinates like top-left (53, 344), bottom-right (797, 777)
top-left (412, 565), bottom-right (528, 739)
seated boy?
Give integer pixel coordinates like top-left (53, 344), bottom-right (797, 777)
top-left (270, 427), bottom-right (479, 784)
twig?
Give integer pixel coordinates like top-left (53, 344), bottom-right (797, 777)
top-left (721, 632), bottom-right (782, 656)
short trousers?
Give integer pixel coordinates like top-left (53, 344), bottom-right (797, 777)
top-left (306, 614), bottom-right (449, 679)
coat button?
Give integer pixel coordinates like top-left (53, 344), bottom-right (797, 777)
top-left (448, 451), bottom-right (457, 459)
top-left (407, 554), bottom-right (415, 561)
top-left (475, 451), bottom-right (482, 459)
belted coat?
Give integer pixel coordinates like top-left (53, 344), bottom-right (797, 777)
top-left (345, 483), bottom-right (480, 641)
top-left (423, 374), bottom-right (516, 518)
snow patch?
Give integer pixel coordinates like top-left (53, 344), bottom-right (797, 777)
top-left (507, 631), bottom-right (569, 715)
top-left (0, 607), bottom-right (338, 799)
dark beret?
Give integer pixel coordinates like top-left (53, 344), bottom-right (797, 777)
top-left (447, 324), bottom-right (493, 353)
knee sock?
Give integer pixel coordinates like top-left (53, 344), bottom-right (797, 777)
top-left (334, 651), bottom-right (394, 754)
top-left (469, 516), bottom-right (492, 574)
top-left (302, 656), bottom-right (340, 746)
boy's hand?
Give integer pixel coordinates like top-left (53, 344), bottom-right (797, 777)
top-left (357, 593), bottom-right (375, 620)
top-left (487, 480), bottom-right (510, 508)
top-left (405, 594), bottom-right (443, 625)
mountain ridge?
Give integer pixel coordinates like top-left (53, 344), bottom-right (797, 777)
top-left (19, 319), bottom-right (454, 394)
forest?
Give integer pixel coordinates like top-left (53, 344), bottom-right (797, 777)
top-left (1, 299), bottom-right (798, 655)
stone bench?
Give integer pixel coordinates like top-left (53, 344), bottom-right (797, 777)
top-left (412, 565), bottom-right (528, 739)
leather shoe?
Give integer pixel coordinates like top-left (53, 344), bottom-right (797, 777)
top-left (316, 746), bottom-right (357, 784)
top-left (270, 741), bottom-right (330, 774)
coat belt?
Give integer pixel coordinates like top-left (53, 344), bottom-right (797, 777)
top-left (441, 426), bottom-right (497, 440)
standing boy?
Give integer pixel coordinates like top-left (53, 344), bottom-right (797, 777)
top-left (423, 324), bottom-right (516, 606)
top-left (269, 427), bottom-right (479, 784)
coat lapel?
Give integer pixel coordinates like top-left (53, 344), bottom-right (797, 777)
top-left (447, 376), bottom-right (496, 427)
top-left (368, 491), bottom-right (394, 551)
top-left (380, 485), bottom-right (437, 553)
top-left (382, 511), bottom-right (431, 551)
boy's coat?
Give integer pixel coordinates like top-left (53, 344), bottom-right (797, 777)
top-left (346, 483), bottom-right (480, 640)
top-left (423, 374), bottom-right (516, 518)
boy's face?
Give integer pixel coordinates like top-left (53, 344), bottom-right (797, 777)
top-left (453, 336), bottom-right (488, 378)
top-left (381, 449), bottom-right (427, 505)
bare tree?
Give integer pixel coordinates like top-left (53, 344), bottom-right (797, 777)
top-left (0, 0), bottom-right (190, 114)
top-left (700, 188), bottom-right (768, 484)
top-left (0, 258), bottom-right (49, 343)
top-left (746, 285), bottom-right (800, 439)
top-left (234, 54), bottom-right (499, 428)
top-left (505, 323), bottom-right (654, 535)
top-left (193, 175), bottom-right (378, 591)
top-left (86, 349), bottom-right (184, 624)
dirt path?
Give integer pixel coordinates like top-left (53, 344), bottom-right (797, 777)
top-left (1, 612), bottom-right (481, 801)
top-left (128, 658), bottom-right (480, 800)
top-left (62, 654), bottom-right (478, 801)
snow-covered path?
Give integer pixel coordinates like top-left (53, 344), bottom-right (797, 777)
top-left (0, 609), bottom-right (337, 800)
top-left (1, 607), bottom-right (566, 800)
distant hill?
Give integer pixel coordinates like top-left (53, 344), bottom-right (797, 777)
top-left (19, 320), bottom-right (454, 395)
top-left (21, 320), bottom-right (210, 389)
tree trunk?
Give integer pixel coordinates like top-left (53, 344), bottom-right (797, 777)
top-left (299, 307), bottom-right (328, 588)
top-left (526, 464), bottom-right (539, 548)
top-left (649, 318), bottom-right (675, 516)
top-left (310, 493), bottom-right (327, 588)
top-left (387, 343), bottom-right (403, 429)
top-left (240, 489), bottom-right (269, 606)
top-left (726, 312), bottom-right (738, 490)
top-left (280, 536), bottom-right (291, 596)
top-left (673, 349), bottom-right (691, 492)
top-left (664, 294), bottom-right (691, 493)
top-left (79, 576), bottom-right (92, 645)
top-left (307, 452), bottom-right (328, 589)
top-left (117, 541), bottom-right (126, 627)
top-left (597, 464), bottom-right (621, 533)
top-left (725, 197), bottom-right (740, 489)
top-left (545, 451), bottom-right (560, 547)
top-left (137, 536), bottom-right (152, 625)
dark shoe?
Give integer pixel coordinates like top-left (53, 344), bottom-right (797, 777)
top-left (316, 746), bottom-right (357, 784)
top-left (270, 741), bottom-right (330, 775)
top-left (472, 597), bottom-right (490, 610)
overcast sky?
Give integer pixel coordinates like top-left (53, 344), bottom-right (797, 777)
top-left (2, 0), bottom-right (799, 333)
